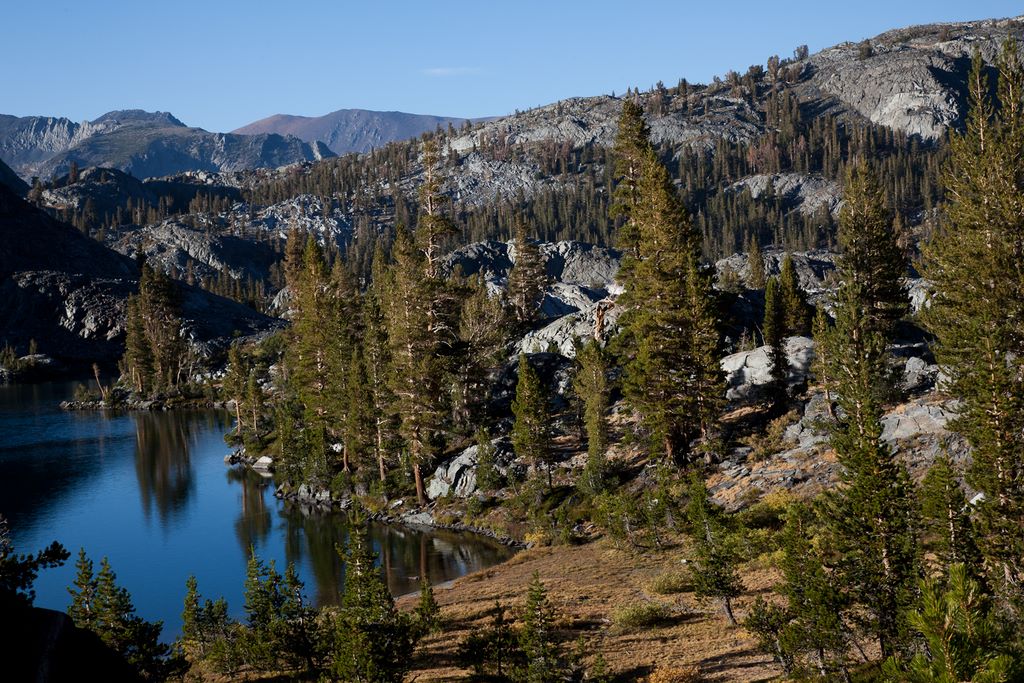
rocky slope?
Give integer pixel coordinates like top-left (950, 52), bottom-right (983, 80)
top-left (107, 219), bottom-right (280, 285)
top-left (233, 108), bottom-right (481, 155)
top-left (0, 183), bottom-right (279, 365)
top-left (377, 16), bottom-right (1020, 213)
top-left (0, 110), bottom-right (334, 181)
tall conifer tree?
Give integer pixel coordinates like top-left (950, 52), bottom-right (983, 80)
top-left (779, 254), bottom-right (811, 336)
top-left (923, 44), bottom-right (1024, 613)
top-left (617, 142), bottom-right (724, 464)
top-left (511, 354), bottom-right (554, 489)
top-left (820, 274), bottom-right (920, 659)
top-left (763, 276), bottom-right (789, 407)
top-left (506, 221), bottom-right (547, 327)
top-left (573, 339), bottom-right (610, 493)
top-left (836, 164), bottom-right (909, 339)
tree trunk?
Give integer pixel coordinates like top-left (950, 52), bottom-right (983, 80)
top-left (414, 463), bottom-right (426, 506)
top-left (722, 597), bottom-right (737, 626)
top-left (377, 421), bottom-right (387, 483)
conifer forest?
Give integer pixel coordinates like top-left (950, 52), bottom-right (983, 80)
top-left (3, 9), bottom-right (1024, 683)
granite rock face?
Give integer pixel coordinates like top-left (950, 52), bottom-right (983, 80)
top-left (517, 303), bottom-right (620, 358)
top-left (716, 250), bottom-right (838, 297)
top-left (109, 220), bottom-right (280, 285)
top-left (798, 19), bottom-right (1018, 140)
top-left (426, 440), bottom-right (511, 500)
top-left (444, 239), bottom-right (621, 289)
top-left (726, 173), bottom-right (842, 216)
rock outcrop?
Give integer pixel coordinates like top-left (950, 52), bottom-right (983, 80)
top-left (721, 336), bottom-right (816, 400)
top-left (108, 220), bottom-right (280, 285)
top-left (726, 173), bottom-right (842, 216)
top-left (427, 439), bottom-right (519, 500)
top-left (444, 239), bottom-right (621, 289)
top-left (795, 18), bottom-right (1020, 140)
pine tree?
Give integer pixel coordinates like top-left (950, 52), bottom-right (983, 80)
top-left (511, 354), bottom-right (554, 489)
top-left (573, 339), bottom-right (609, 493)
top-left (746, 235), bottom-right (766, 289)
top-left (687, 475), bottom-right (742, 625)
top-left (283, 225), bottom-right (308, 291)
top-left (332, 518), bottom-right (416, 682)
top-left (820, 276), bottom-right (921, 659)
top-left (364, 252), bottom-right (397, 484)
top-left (180, 575), bottom-right (232, 662)
top-left (417, 138), bottom-right (459, 279)
top-left (882, 564), bottom-right (1017, 683)
top-left (122, 296), bottom-right (154, 395)
top-left (923, 45), bottom-right (1024, 613)
top-left (920, 453), bottom-right (982, 580)
top-left (242, 551), bottom-right (286, 662)
top-left (67, 548), bottom-right (97, 630)
top-left (385, 227), bottom-right (444, 505)
top-left (70, 554), bottom-right (176, 679)
top-left (224, 345), bottom-right (249, 438)
top-left (136, 263), bottom-right (187, 393)
top-left (456, 273), bottom-right (509, 431)
top-left (618, 145), bottom-right (724, 464)
top-left (837, 163), bottom-right (909, 339)
top-left (752, 503), bottom-right (848, 678)
top-left (287, 237), bottom-right (349, 484)
top-left (518, 572), bottom-right (563, 683)
top-left (507, 220), bottom-right (547, 327)
top-left (810, 305), bottom-right (835, 418)
top-left (763, 276), bottom-right (789, 407)
top-left (414, 578), bottom-right (441, 635)
top-left (610, 98), bottom-right (654, 261)
top-left (342, 345), bottom-right (373, 476)
top-left (245, 370), bottom-right (264, 445)
top-left (380, 142), bottom-right (464, 504)
top-left (474, 428), bottom-right (502, 493)
top-left (779, 253), bottom-right (811, 335)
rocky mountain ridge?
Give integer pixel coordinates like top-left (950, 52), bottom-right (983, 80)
top-left (233, 108), bottom-right (484, 155)
top-left (0, 110), bottom-right (334, 182)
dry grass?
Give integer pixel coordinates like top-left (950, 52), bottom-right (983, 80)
top-left (398, 535), bottom-right (782, 682)
top-left (647, 665), bottom-right (703, 683)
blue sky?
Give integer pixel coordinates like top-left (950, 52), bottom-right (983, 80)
top-left (2, 1), bottom-right (1021, 132)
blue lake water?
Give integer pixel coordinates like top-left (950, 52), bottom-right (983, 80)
top-left (0, 382), bottom-right (512, 637)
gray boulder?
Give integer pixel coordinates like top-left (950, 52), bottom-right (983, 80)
top-left (721, 336), bottom-right (816, 400)
top-left (517, 302), bottom-right (620, 358)
top-left (880, 400), bottom-right (953, 442)
top-left (427, 446), bottom-right (481, 500)
top-left (427, 440), bottom-right (517, 500)
top-left (902, 356), bottom-right (940, 393)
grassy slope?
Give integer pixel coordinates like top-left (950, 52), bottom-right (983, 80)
top-left (399, 536), bottom-right (781, 682)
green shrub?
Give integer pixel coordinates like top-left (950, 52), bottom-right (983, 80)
top-left (611, 601), bottom-right (670, 632)
top-left (647, 570), bottom-right (692, 595)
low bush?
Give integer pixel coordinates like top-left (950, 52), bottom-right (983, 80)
top-left (611, 601), bottom-right (670, 632)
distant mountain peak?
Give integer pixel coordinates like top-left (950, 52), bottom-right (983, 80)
top-left (90, 110), bottom-right (186, 128)
top-left (232, 108), bottom-right (482, 155)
